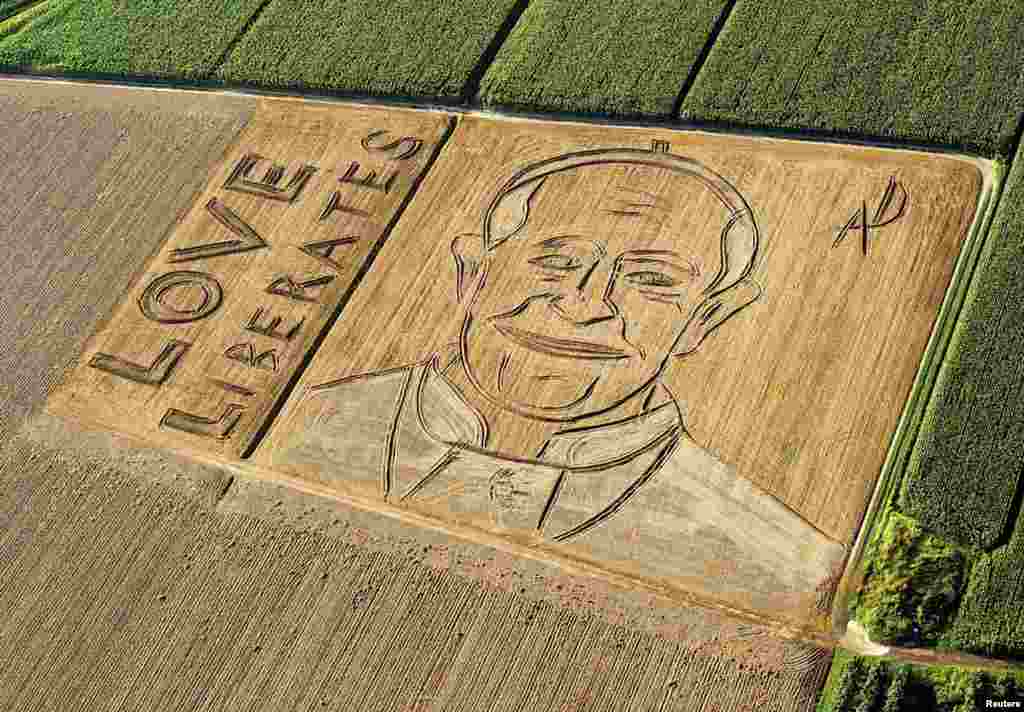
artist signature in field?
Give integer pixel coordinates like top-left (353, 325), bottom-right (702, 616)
top-left (833, 175), bottom-right (908, 255)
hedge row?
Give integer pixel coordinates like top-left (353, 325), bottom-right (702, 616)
top-left (818, 652), bottom-right (1021, 712)
top-left (478, 0), bottom-right (732, 117)
top-left (683, 0), bottom-right (1024, 156)
top-left (901, 133), bottom-right (1024, 549)
top-left (217, 0), bottom-right (523, 101)
top-left (0, 0), bottom-right (266, 80)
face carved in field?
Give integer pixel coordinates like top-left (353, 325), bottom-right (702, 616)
top-left (451, 149), bottom-right (761, 423)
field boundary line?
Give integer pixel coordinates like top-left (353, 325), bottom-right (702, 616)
top-left (240, 114), bottom-right (459, 459)
top-left (831, 159), bottom-right (1007, 641)
top-left (0, 74), bottom-right (996, 160)
top-left (670, 0), bottom-right (740, 118)
top-left (206, 0), bottom-right (276, 80)
top-left (460, 0), bottom-right (532, 104)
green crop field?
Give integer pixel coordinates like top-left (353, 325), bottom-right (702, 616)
top-left (848, 142), bottom-right (1024, 659)
top-left (0, 0), bottom-right (265, 80)
top-left (217, 0), bottom-right (523, 101)
top-left (683, 0), bottom-right (1024, 156)
top-left (0, 1), bottom-right (36, 22)
top-left (902, 142), bottom-right (1024, 550)
top-left (944, 503), bottom-right (1024, 657)
top-left (478, 0), bottom-right (731, 116)
top-left (818, 651), bottom-right (1022, 712)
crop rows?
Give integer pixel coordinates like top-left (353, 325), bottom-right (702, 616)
top-left (945, 502), bottom-right (1024, 657)
top-left (682, 0), bottom-right (1024, 155)
top-left (819, 652), bottom-right (1022, 711)
top-left (0, 0), bottom-right (266, 80)
top-left (478, 0), bottom-right (731, 117)
top-left (0, 0), bottom-right (36, 22)
top-left (217, 0), bottom-right (522, 101)
top-left (901, 138), bottom-right (1024, 549)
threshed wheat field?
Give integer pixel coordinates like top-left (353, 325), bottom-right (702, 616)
top-left (46, 92), bottom-right (988, 629)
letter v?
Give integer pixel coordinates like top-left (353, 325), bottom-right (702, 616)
top-left (168, 198), bottom-right (268, 263)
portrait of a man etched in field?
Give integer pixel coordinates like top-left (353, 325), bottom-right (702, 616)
top-left (278, 145), bottom-right (844, 607)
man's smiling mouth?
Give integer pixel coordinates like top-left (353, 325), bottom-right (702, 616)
top-left (494, 324), bottom-right (629, 360)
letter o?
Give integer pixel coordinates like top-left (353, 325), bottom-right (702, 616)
top-left (138, 271), bottom-right (223, 324)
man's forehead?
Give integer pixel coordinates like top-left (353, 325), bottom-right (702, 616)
top-left (520, 163), bottom-right (729, 245)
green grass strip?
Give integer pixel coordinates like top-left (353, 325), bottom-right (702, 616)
top-left (903, 145), bottom-right (1024, 549)
top-left (683, 0), bottom-right (1024, 156)
top-left (0, 0), bottom-right (267, 80)
top-left (478, 0), bottom-right (733, 117)
top-left (218, 0), bottom-right (523, 101)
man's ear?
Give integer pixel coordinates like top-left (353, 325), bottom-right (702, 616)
top-left (674, 280), bottom-right (762, 356)
top-left (451, 233), bottom-right (486, 303)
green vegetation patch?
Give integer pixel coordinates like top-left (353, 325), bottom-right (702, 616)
top-left (0, 1), bottom-right (38, 22)
top-left (218, 0), bottom-right (523, 100)
top-left (478, 0), bottom-right (733, 117)
top-left (853, 512), bottom-right (966, 646)
top-left (902, 145), bottom-right (1024, 549)
top-left (945, 504), bottom-right (1024, 657)
top-left (0, 0), bottom-right (266, 79)
top-left (817, 653), bottom-right (1023, 712)
top-left (683, 0), bottom-right (1024, 155)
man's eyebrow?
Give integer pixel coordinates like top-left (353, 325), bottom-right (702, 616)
top-left (535, 235), bottom-right (607, 257)
top-left (619, 250), bottom-right (701, 276)
top-left (620, 250), bottom-right (684, 260)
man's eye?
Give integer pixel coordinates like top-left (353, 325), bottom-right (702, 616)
top-left (625, 271), bottom-right (676, 287)
top-left (528, 254), bottom-right (580, 270)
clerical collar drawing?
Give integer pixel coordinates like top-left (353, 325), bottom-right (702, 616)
top-left (417, 348), bottom-right (683, 472)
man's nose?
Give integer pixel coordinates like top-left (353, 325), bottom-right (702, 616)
top-left (550, 260), bottom-right (617, 325)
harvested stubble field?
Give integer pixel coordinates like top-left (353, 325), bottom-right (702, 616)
top-left (478, 0), bottom-right (732, 116)
top-left (682, 0), bottom-right (1024, 155)
top-left (0, 77), bottom-right (838, 712)
top-left (217, 0), bottom-right (523, 100)
top-left (0, 0), bottom-right (265, 79)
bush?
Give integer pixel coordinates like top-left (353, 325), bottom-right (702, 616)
top-left (854, 512), bottom-right (965, 645)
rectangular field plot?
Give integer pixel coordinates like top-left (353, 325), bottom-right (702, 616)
top-left (682, 0), bottom-right (1024, 156)
top-left (255, 116), bottom-right (986, 623)
top-left (217, 0), bottom-right (523, 101)
top-left (0, 0), bottom-right (264, 79)
top-left (899, 140), bottom-right (1024, 658)
top-left (47, 100), bottom-right (451, 458)
top-left (478, 0), bottom-right (732, 116)
top-left (903, 142), bottom-right (1024, 550)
